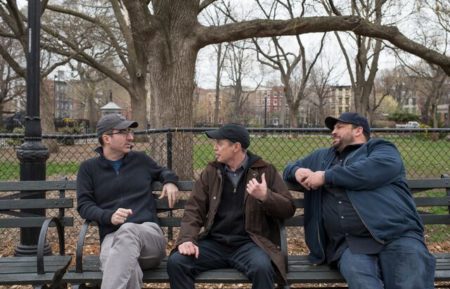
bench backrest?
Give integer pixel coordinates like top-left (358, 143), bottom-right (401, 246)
top-left (153, 177), bottom-right (450, 230)
top-left (2, 176), bottom-right (447, 230)
top-left (0, 180), bottom-right (75, 228)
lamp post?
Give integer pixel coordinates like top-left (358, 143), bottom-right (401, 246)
top-left (15, 0), bottom-right (50, 256)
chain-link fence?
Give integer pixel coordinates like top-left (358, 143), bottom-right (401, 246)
top-left (0, 128), bottom-right (449, 181)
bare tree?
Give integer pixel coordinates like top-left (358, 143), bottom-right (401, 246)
top-left (2, 0), bottom-right (450, 177)
top-left (307, 64), bottom-right (335, 122)
top-left (222, 40), bottom-right (262, 124)
top-left (252, 0), bottom-right (326, 127)
top-left (202, 3), bottom-right (230, 125)
top-left (322, 0), bottom-right (399, 120)
top-left (0, 37), bottom-right (25, 129)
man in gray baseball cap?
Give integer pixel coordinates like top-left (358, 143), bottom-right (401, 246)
top-left (77, 113), bottom-right (179, 289)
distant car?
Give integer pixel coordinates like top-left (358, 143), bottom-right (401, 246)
top-left (395, 121), bottom-right (420, 128)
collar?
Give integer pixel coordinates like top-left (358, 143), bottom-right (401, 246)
top-left (224, 154), bottom-right (249, 173)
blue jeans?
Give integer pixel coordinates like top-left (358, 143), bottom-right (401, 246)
top-left (167, 239), bottom-right (275, 289)
top-left (338, 237), bottom-right (436, 289)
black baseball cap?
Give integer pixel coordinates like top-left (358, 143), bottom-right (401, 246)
top-left (205, 123), bottom-right (250, 149)
top-left (96, 113), bottom-right (138, 137)
top-left (325, 112), bottom-right (370, 137)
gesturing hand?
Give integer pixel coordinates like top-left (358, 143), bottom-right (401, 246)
top-left (111, 208), bottom-right (133, 225)
top-left (246, 173), bottom-right (268, 201)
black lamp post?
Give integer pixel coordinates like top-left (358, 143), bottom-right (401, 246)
top-left (15, 0), bottom-right (50, 256)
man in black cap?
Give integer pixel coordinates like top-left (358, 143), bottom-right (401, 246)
top-left (167, 123), bottom-right (295, 289)
top-left (76, 113), bottom-right (179, 289)
top-left (283, 112), bottom-right (435, 289)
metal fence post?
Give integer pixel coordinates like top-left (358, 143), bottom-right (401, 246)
top-left (166, 130), bottom-right (174, 240)
top-left (15, 0), bottom-right (50, 256)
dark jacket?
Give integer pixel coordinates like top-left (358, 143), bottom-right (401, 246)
top-left (76, 148), bottom-right (178, 242)
top-left (283, 138), bottom-right (424, 264)
top-left (175, 152), bottom-right (295, 283)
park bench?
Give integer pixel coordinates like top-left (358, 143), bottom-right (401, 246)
top-left (69, 175), bottom-right (450, 288)
top-left (0, 180), bottom-right (74, 289)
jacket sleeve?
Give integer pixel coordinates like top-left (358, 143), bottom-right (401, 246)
top-left (325, 140), bottom-right (404, 190)
top-left (175, 168), bottom-right (210, 246)
top-left (145, 154), bottom-right (179, 185)
top-left (283, 149), bottom-right (322, 190)
top-left (261, 164), bottom-right (296, 219)
top-left (76, 161), bottom-right (114, 225)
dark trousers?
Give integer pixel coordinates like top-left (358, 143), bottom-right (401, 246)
top-left (167, 239), bottom-right (275, 289)
top-left (338, 237), bottom-right (436, 289)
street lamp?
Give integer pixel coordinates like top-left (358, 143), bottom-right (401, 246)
top-left (15, 0), bottom-right (49, 256)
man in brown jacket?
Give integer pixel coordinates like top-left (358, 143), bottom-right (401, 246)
top-left (167, 123), bottom-right (295, 289)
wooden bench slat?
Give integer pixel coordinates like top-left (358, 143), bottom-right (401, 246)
top-left (407, 179), bottom-right (450, 189)
top-left (420, 215), bottom-right (450, 224)
top-left (0, 180), bottom-right (76, 191)
top-left (0, 217), bottom-right (73, 228)
top-left (0, 198), bottom-right (73, 210)
top-left (415, 197), bottom-right (450, 207)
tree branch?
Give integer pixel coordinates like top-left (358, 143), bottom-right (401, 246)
top-left (195, 16), bottom-right (450, 75)
top-left (199, 0), bottom-right (218, 13)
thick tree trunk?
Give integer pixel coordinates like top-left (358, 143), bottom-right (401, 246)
top-left (147, 40), bottom-right (197, 179)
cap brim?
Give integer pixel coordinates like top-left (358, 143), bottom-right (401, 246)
top-left (115, 120), bottom-right (138, 130)
top-left (324, 116), bottom-right (339, 130)
top-left (205, 130), bottom-right (222, 139)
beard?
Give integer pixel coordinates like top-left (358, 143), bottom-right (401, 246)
top-left (332, 134), bottom-right (354, 152)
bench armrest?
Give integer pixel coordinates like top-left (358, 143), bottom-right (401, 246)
top-left (37, 217), bottom-right (66, 274)
top-left (75, 220), bottom-right (98, 273)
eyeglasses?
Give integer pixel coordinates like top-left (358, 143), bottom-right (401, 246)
top-left (107, 128), bottom-right (134, 136)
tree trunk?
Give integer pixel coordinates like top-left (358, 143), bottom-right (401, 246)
top-left (147, 38), bottom-right (197, 179)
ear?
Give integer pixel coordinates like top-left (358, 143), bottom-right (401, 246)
top-left (102, 134), bottom-right (111, 144)
top-left (353, 126), bottom-right (364, 137)
top-left (233, 142), bottom-right (243, 152)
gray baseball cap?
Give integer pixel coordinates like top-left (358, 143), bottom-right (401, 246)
top-left (96, 114), bottom-right (138, 137)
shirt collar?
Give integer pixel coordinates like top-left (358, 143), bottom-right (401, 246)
top-left (225, 154), bottom-right (248, 173)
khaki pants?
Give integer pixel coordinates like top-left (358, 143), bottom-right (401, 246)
top-left (100, 222), bottom-right (166, 289)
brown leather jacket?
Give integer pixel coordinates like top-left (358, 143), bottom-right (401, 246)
top-left (175, 153), bottom-right (295, 283)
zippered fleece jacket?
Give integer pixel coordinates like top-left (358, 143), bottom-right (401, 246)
top-left (76, 148), bottom-right (178, 242)
top-left (175, 152), bottom-right (296, 284)
top-left (283, 138), bottom-right (425, 265)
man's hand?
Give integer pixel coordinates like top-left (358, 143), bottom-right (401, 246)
top-left (294, 168), bottom-right (313, 184)
top-left (178, 241), bottom-right (199, 258)
top-left (247, 173), bottom-right (268, 201)
top-left (111, 208), bottom-right (133, 225)
top-left (160, 183), bottom-right (179, 208)
top-left (302, 171), bottom-right (325, 190)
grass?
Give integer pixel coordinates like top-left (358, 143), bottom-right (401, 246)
top-left (0, 161), bottom-right (79, 180)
